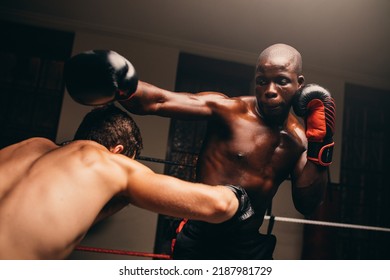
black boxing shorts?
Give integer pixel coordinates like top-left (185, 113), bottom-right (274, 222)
top-left (172, 185), bottom-right (276, 260)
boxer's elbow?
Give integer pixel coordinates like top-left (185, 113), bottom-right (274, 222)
top-left (293, 189), bottom-right (323, 216)
top-left (294, 200), bottom-right (322, 216)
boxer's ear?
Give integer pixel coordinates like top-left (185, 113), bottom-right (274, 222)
top-left (110, 144), bottom-right (124, 154)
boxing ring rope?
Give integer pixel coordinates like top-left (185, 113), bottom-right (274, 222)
top-left (136, 155), bottom-right (195, 168)
top-left (264, 215), bottom-right (390, 233)
top-left (75, 215), bottom-right (390, 259)
top-left (75, 155), bottom-right (389, 258)
top-left (75, 245), bottom-right (171, 259)
top-left (137, 155), bottom-right (390, 233)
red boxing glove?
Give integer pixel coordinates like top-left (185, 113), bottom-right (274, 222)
top-left (293, 84), bottom-right (336, 166)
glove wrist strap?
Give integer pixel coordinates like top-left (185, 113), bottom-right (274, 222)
top-left (307, 140), bottom-right (334, 166)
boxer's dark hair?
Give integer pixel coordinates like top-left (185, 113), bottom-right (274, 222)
top-left (74, 104), bottom-right (143, 157)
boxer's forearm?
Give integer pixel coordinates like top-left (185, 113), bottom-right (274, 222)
top-left (291, 160), bottom-right (328, 215)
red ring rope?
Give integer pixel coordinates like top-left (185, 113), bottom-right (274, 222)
top-left (75, 245), bottom-right (172, 259)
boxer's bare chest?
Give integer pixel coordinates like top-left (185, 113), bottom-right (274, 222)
top-left (199, 113), bottom-right (303, 195)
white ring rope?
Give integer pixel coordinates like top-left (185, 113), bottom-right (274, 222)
top-left (264, 215), bottom-right (390, 233)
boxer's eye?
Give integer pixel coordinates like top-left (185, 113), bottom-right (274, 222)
top-left (256, 77), bottom-right (268, 86)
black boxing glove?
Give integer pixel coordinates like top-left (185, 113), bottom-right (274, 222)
top-left (223, 185), bottom-right (254, 221)
top-left (64, 50), bottom-right (138, 106)
top-left (293, 84), bottom-right (336, 166)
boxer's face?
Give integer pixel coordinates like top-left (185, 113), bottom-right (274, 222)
top-left (254, 55), bottom-right (304, 119)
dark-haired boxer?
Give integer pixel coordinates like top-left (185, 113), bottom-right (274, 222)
top-left (64, 44), bottom-right (336, 259)
top-left (0, 105), bottom-right (253, 259)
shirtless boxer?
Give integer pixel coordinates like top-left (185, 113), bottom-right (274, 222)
top-left (0, 105), bottom-right (253, 259)
top-left (64, 44), bottom-right (336, 259)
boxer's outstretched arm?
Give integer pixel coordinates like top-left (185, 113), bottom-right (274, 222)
top-left (64, 50), bottom-right (230, 120)
top-left (102, 153), bottom-right (239, 224)
top-left (120, 81), bottom-right (229, 120)
top-left (124, 159), bottom-right (239, 223)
